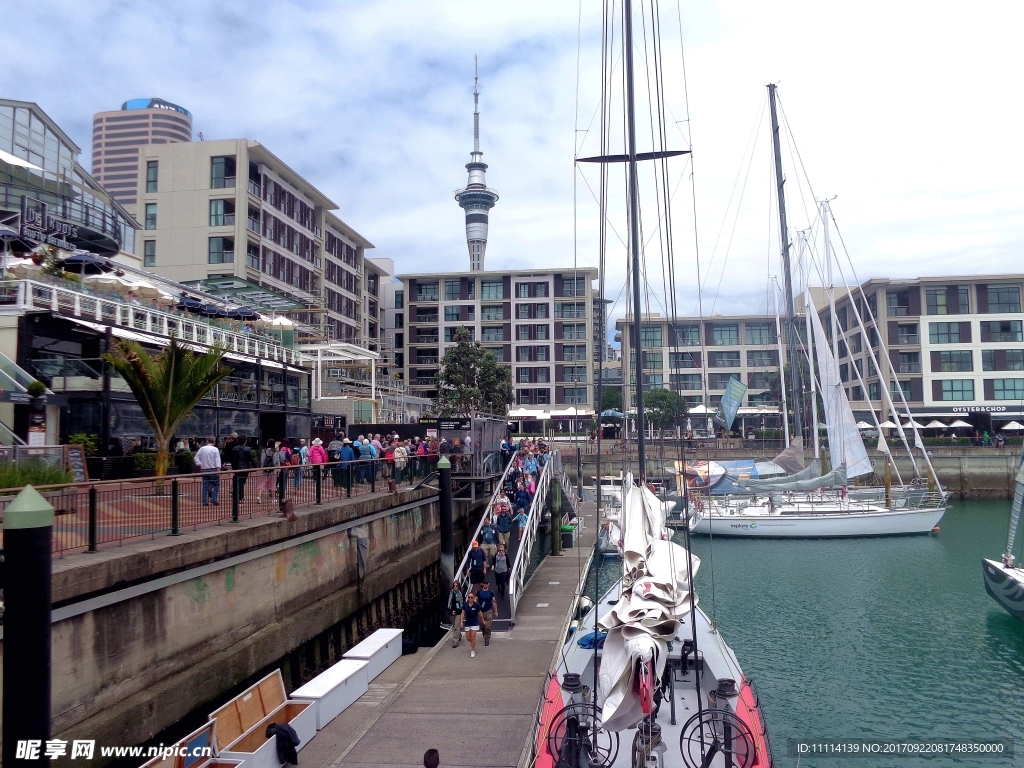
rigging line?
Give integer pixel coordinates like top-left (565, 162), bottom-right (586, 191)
top-left (575, 165), bottom-right (630, 251)
top-left (778, 99), bottom-right (819, 241)
top-left (699, 94), bottom-right (768, 298)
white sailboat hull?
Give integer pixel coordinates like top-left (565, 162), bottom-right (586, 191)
top-left (691, 505), bottom-right (945, 537)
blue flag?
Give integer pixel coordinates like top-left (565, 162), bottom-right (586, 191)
top-left (720, 376), bottom-right (748, 431)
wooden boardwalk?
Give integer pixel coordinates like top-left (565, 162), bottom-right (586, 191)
top-left (302, 502), bottom-right (598, 768)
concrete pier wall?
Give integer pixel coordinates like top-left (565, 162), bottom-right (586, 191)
top-left (4, 488), bottom-right (484, 758)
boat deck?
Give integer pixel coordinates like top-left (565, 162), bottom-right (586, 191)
top-left (300, 503), bottom-right (598, 768)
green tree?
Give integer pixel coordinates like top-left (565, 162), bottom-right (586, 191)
top-left (644, 387), bottom-right (687, 429)
top-left (599, 385), bottom-right (622, 413)
top-left (433, 327), bottom-right (513, 416)
top-left (104, 338), bottom-right (231, 476)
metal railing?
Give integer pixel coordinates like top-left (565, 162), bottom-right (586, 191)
top-left (454, 455), bottom-right (518, 589)
top-left (14, 280), bottom-right (300, 365)
top-left (0, 455), bottom-right (441, 556)
top-left (507, 455), bottom-right (556, 622)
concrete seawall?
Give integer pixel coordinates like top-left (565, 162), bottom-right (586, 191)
top-left (570, 445), bottom-right (1022, 499)
top-left (2, 487), bottom-right (488, 761)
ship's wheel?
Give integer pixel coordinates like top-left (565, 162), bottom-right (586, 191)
top-left (679, 709), bottom-right (757, 768)
top-left (546, 702), bottom-right (619, 768)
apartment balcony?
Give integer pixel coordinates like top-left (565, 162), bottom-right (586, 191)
top-left (564, 395), bottom-right (589, 404)
top-left (413, 376), bottom-right (436, 386)
top-left (414, 334), bottom-right (439, 344)
top-left (898, 363), bottom-right (922, 373)
top-left (561, 373), bottom-right (588, 383)
top-left (561, 352), bottom-right (587, 362)
top-left (412, 313), bottom-right (439, 323)
top-left (247, 217), bottom-right (260, 234)
top-left (897, 334), bottom-right (919, 344)
top-left (415, 356), bottom-right (439, 365)
top-left (247, 179), bottom-right (262, 197)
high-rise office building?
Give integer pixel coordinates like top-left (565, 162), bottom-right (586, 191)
top-left (92, 98), bottom-right (193, 206)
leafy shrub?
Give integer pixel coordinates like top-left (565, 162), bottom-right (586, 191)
top-left (133, 452), bottom-right (158, 470)
top-left (26, 381), bottom-right (47, 397)
top-left (0, 459), bottom-right (73, 491)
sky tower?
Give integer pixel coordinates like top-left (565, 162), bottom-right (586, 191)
top-left (454, 57), bottom-right (499, 271)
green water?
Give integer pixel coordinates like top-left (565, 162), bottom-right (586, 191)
top-left (679, 500), bottom-right (1024, 767)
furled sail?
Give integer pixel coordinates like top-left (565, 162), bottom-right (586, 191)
top-left (741, 461), bottom-right (823, 492)
top-left (806, 290), bottom-right (872, 478)
top-left (599, 476), bottom-right (697, 731)
top-left (771, 440), bottom-right (807, 473)
top-left (746, 465), bottom-right (847, 493)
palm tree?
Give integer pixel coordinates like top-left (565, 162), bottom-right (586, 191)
top-left (104, 338), bottom-right (231, 476)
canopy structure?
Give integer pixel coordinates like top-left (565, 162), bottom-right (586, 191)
top-left (61, 252), bottom-right (114, 276)
top-left (877, 420), bottom-right (898, 429)
top-left (949, 419), bottom-right (973, 428)
top-left (688, 404), bottom-right (716, 414)
top-left (924, 420), bottom-right (947, 429)
top-left (1001, 421), bottom-right (1024, 431)
top-left (903, 419), bottom-right (926, 428)
top-left (856, 421), bottom-right (873, 429)
top-left (601, 409), bottom-right (624, 418)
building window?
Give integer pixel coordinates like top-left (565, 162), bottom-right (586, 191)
top-left (208, 237), bottom-right (234, 264)
top-left (562, 323), bottom-right (587, 340)
top-left (673, 324), bottom-right (701, 346)
top-left (481, 326), bottom-right (504, 342)
top-left (563, 366), bottom-right (588, 383)
top-left (395, 290), bottom-right (404, 309)
top-left (561, 276), bottom-right (587, 296)
top-left (992, 379), bottom-right (1024, 400)
top-left (983, 350), bottom-right (1024, 371)
top-left (210, 156), bottom-right (236, 189)
top-left (563, 387), bottom-right (588, 404)
top-left (444, 306), bottom-right (460, 321)
top-left (395, 313), bottom-right (403, 329)
top-left (710, 323), bottom-right (739, 346)
top-left (744, 323), bottom-right (774, 345)
top-left (672, 373), bottom-right (702, 390)
top-left (747, 350), bottom-right (774, 366)
top-left (415, 307), bottom-right (439, 322)
top-left (897, 351), bottom-right (922, 373)
top-left (709, 351), bottom-right (740, 367)
top-left (562, 345), bottom-right (586, 362)
top-left (640, 325), bottom-right (663, 347)
top-left (869, 381), bottom-right (881, 401)
top-left (416, 281), bottom-right (439, 302)
top-left (354, 401), bottom-right (373, 422)
top-left (926, 286), bottom-right (969, 315)
top-left (708, 373), bottom-right (737, 390)
top-left (748, 371), bottom-right (772, 389)
top-left (444, 279), bottom-right (460, 301)
top-left (981, 320), bottom-right (1023, 343)
top-left (837, 307), bottom-right (849, 331)
top-left (929, 322), bottom-right (962, 344)
top-left (939, 379), bottom-right (974, 401)
top-left (143, 240), bottom-right (156, 267)
top-left (554, 302), bottom-right (586, 318)
top-left (890, 380), bottom-right (912, 400)
top-left (144, 203), bottom-right (157, 230)
top-left (897, 323), bottom-right (919, 344)
top-left (444, 327), bottom-right (474, 342)
top-left (988, 285), bottom-right (1021, 313)
top-left (146, 160), bottom-right (158, 193)
top-left (935, 351), bottom-right (972, 372)
top-left (669, 351), bottom-right (699, 369)
top-left (517, 282), bottom-right (548, 298)
top-left (209, 199), bottom-right (235, 227)
top-left (481, 305), bottom-right (503, 321)
top-left (887, 290), bottom-right (911, 316)
top-left (467, 280), bottom-right (476, 300)
top-left (481, 280), bottom-right (503, 300)
top-left (488, 347), bottom-right (504, 362)
top-left (642, 351), bottom-right (663, 370)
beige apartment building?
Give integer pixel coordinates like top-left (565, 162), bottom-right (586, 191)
top-left (398, 267), bottom-right (598, 421)
top-left (92, 98), bottom-right (193, 206)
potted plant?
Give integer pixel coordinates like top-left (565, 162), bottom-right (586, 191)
top-left (133, 452), bottom-right (158, 477)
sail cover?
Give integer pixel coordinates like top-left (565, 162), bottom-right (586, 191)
top-left (772, 441), bottom-right (807, 473)
top-left (745, 464), bottom-right (847, 493)
top-left (599, 476), bottom-right (697, 731)
top-left (806, 291), bottom-right (872, 478)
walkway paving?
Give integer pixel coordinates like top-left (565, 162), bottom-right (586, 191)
top-left (303, 502), bottom-right (598, 768)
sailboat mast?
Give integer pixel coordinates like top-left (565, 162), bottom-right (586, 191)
top-left (624, 0), bottom-right (647, 482)
top-left (768, 83), bottom-right (803, 442)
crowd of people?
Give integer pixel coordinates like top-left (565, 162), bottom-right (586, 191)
top-left (446, 437), bottom-right (550, 658)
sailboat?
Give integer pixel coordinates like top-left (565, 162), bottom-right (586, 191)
top-left (688, 86), bottom-right (948, 539)
top-left (533, 4), bottom-right (774, 767)
top-left (982, 446), bottom-right (1024, 621)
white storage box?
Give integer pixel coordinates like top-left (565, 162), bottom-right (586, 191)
top-left (209, 670), bottom-right (316, 768)
top-left (139, 721), bottom-right (242, 768)
top-left (342, 628), bottom-right (404, 681)
top-left (291, 659), bottom-right (369, 729)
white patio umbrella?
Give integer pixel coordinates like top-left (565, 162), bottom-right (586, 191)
top-left (949, 419), bottom-right (972, 428)
top-left (924, 420), bottom-right (947, 429)
top-left (903, 418), bottom-right (926, 428)
top-left (877, 420), bottom-right (898, 429)
top-left (1000, 421), bottom-right (1024, 431)
top-left (6, 258), bottom-right (44, 277)
top-left (856, 421), bottom-right (873, 429)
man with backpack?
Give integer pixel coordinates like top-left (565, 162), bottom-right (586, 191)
top-left (466, 540), bottom-right (487, 591)
top-left (479, 516), bottom-right (498, 563)
top-left (327, 434), bottom-right (344, 486)
top-left (446, 579), bottom-right (464, 648)
top-left (495, 506), bottom-right (513, 548)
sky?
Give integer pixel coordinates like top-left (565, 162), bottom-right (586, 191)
top-left (4, 0), bottom-right (1024, 339)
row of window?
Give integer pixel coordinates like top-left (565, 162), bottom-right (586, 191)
top-left (415, 278), bottom-right (588, 303)
top-left (516, 366), bottom-right (589, 383)
top-left (885, 284), bottom-right (1021, 316)
top-left (516, 388), bottom-right (589, 405)
top-left (629, 350), bottom-right (777, 370)
top-left (635, 322), bottom-right (777, 348)
top-left (932, 379), bottom-right (1024, 401)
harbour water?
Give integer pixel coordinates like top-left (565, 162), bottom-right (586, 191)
top-left (676, 500), bottom-right (1024, 766)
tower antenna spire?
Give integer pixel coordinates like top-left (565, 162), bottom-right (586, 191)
top-left (455, 55), bottom-right (498, 271)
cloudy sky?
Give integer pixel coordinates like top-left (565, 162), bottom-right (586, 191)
top-left (4, 0), bottom-right (1023, 332)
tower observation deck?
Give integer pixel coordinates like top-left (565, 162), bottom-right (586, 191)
top-left (454, 58), bottom-right (499, 272)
